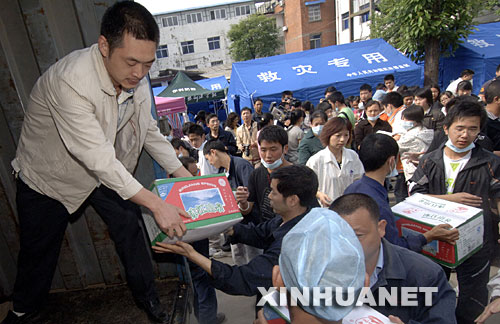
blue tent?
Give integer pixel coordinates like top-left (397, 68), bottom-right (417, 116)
top-left (227, 38), bottom-right (422, 113)
top-left (440, 22), bottom-right (500, 94)
top-left (195, 76), bottom-right (229, 91)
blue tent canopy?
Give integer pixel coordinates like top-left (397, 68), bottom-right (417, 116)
top-left (440, 22), bottom-right (500, 94)
top-left (227, 38), bottom-right (422, 113)
top-left (195, 76), bottom-right (229, 91)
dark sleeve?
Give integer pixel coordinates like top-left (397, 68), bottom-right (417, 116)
top-left (383, 121), bottom-right (392, 133)
top-left (230, 219), bottom-right (275, 249)
top-left (379, 205), bottom-right (427, 252)
top-left (354, 123), bottom-right (364, 147)
top-left (412, 263), bottom-right (457, 323)
top-left (434, 110), bottom-right (446, 130)
top-left (489, 158), bottom-right (500, 200)
top-left (409, 157), bottom-right (431, 195)
top-left (209, 246), bottom-right (278, 296)
top-left (247, 169), bottom-right (258, 203)
top-left (297, 137), bottom-right (310, 165)
top-left (226, 132), bottom-right (238, 155)
top-left (427, 130), bottom-right (446, 153)
top-left (236, 161), bottom-right (254, 188)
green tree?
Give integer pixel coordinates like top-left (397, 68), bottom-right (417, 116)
top-left (227, 14), bottom-right (280, 61)
top-left (371, 0), bottom-right (485, 86)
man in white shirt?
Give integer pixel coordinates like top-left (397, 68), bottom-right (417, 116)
top-left (446, 69), bottom-right (475, 96)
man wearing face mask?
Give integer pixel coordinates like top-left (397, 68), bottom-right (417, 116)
top-left (344, 134), bottom-right (458, 252)
top-left (235, 126), bottom-right (309, 224)
top-left (410, 100), bottom-right (500, 324)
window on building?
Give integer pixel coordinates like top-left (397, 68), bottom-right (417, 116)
top-left (181, 40), bottom-right (195, 54)
top-left (308, 4), bottom-right (321, 22)
top-left (156, 45), bottom-right (168, 59)
top-left (342, 12), bottom-right (349, 30)
top-left (186, 12), bottom-right (203, 24)
top-left (235, 5), bottom-right (251, 16)
top-left (162, 16), bottom-right (178, 27)
top-left (361, 12), bottom-right (370, 23)
top-left (360, 3), bottom-right (370, 10)
top-left (185, 65), bottom-right (198, 70)
top-left (207, 36), bottom-right (221, 50)
top-left (310, 34), bottom-right (321, 49)
top-left (211, 60), bottom-right (223, 66)
top-left (210, 8), bottom-right (226, 20)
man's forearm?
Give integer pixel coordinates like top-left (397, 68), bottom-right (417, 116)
top-left (130, 187), bottom-right (164, 213)
top-left (171, 166), bottom-right (192, 178)
top-left (189, 252), bottom-right (213, 276)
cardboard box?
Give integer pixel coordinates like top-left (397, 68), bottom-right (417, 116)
top-left (145, 174), bottom-right (243, 245)
top-left (392, 193), bottom-right (483, 268)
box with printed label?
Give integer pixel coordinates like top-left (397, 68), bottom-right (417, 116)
top-left (145, 174), bottom-right (243, 245)
top-left (392, 193), bottom-right (483, 268)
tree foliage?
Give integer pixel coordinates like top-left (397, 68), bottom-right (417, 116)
top-left (371, 0), bottom-right (485, 85)
top-left (227, 14), bottom-right (280, 61)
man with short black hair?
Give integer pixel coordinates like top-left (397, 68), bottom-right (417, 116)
top-left (153, 165), bottom-right (319, 297)
top-left (236, 126), bottom-right (295, 224)
top-left (187, 124), bottom-right (218, 176)
top-left (384, 74), bottom-right (398, 92)
top-left (344, 134), bottom-right (457, 251)
top-left (410, 99), bottom-right (500, 324)
top-left (205, 113), bottom-right (237, 155)
top-left (330, 194), bottom-right (456, 324)
top-left (326, 91), bottom-right (355, 127)
top-left (446, 68), bottom-right (475, 96)
top-left (236, 107), bottom-right (259, 165)
top-left (485, 79), bottom-right (500, 155)
top-left (252, 98), bottom-right (264, 122)
top-left (4, 2), bottom-right (192, 323)
top-left (358, 83), bottom-right (373, 115)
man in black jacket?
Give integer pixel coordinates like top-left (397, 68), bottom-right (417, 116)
top-left (410, 99), bottom-right (500, 324)
top-left (205, 113), bottom-right (237, 155)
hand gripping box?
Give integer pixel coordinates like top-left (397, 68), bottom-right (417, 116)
top-left (144, 174), bottom-right (243, 245)
top-left (392, 193), bottom-right (483, 268)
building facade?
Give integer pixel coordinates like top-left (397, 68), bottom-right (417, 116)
top-left (150, 0), bottom-right (256, 81)
top-left (335, 0), bottom-right (376, 45)
top-left (281, 0), bottom-right (336, 53)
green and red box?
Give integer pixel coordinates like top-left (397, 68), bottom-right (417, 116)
top-left (144, 174), bottom-right (243, 245)
top-left (392, 194), bottom-right (483, 268)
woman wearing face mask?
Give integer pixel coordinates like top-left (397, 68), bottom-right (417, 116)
top-left (297, 110), bottom-right (327, 165)
top-left (307, 117), bottom-right (364, 207)
top-left (397, 105), bottom-right (434, 182)
top-left (354, 100), bottom-right (392, 150)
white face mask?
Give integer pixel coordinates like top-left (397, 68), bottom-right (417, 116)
top-left (261, 158), bottom-right (283, 170)
top-left (367, 115), bottom-right (379, 122)
top-left (312, 125), bottom-right (323, 136)
top-left (401, 121), bottom-right (414, 131)
top-left (445, 139), bottom-right (475, 153)
top-left (386, 159), bottom-right (398, 178)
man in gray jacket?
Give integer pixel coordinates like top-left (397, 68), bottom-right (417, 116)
top-left (3, 2), bottom-right (191, 324)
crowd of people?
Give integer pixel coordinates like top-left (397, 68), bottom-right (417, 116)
top-left (4, 1), bottom-right (500, 324)
top-left (153, 64), bottom-right (500, 324)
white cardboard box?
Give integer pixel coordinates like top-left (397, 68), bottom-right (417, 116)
top-left (392, 193), bottom-right (483, 268)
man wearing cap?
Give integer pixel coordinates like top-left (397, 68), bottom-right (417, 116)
top-left (331, 193), bottom-right (457, 324)
top-left (152, 165), bottom-right (319, 297)
top-left (266, 207), bottom-right (366, 323)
